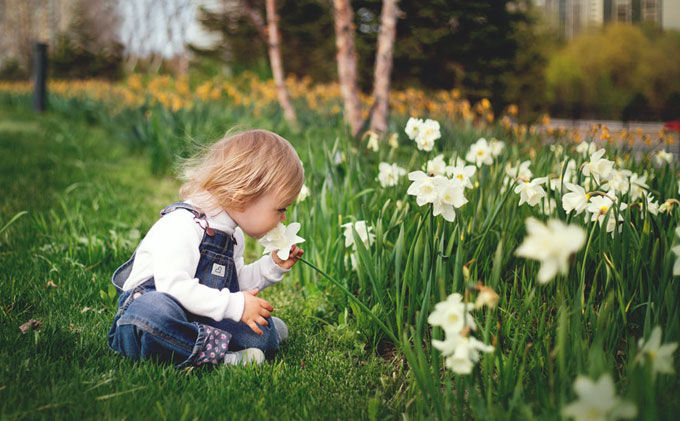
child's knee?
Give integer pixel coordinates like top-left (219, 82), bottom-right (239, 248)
top-left (252, 321), bottom-right (279, 352)
top-left (230, 319), bottom-right (279, 354)
top-left (112, 292), bottom-right (196, 353)
top-left (124, 291), bottom-right (186, 322)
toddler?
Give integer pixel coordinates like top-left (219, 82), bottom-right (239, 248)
top-left (108, 129), bottom-right (304, 367)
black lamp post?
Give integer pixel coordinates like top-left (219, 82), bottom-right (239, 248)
top-left (32, 41), bottom-right (47, 112)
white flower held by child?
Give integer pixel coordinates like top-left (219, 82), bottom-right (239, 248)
top-left (259, 222), bottom-right (305, 260)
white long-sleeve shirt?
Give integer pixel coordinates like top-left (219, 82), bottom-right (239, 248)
top-left (121, 196), bottom-right (290, 322)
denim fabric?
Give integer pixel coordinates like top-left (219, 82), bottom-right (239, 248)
top-left (107, 202), bottom-right (280, 367)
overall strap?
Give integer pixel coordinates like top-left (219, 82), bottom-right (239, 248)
top-left (160, 202), bottom-right (215, 236)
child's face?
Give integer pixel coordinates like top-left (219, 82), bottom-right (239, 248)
top-left (228, 192), bottom-right (291, 239)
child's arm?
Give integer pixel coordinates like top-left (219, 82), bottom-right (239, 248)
top-left (233, 227), bottom-right (294, 291)
top-left (147, 211), bottom-right (245, 322)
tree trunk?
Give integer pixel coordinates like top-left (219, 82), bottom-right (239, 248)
top-left (333, 0), bottom-right (363, 138)
top-left (263, 0), bottom-right (298, 127)
top-left (369, 0), bottom-right (399, 136)
top-left (240, 0), bottom-right (268, 42)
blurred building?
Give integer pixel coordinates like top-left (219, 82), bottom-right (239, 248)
top-left (534, 0), bottom-right (676, 39)
top-left (0, 0), bottom-right (224, 72)
top-left (663, 0), bottom-right (680, 29)
top-left (0, 0), bottom-right (79, 68)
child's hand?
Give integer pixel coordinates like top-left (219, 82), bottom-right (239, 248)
top-left (272, 245), bottom-right (304, 270)
top-left (241, 289), bottom-right (274, 335)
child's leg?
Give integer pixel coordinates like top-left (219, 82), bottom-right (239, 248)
top-left (271, 317), bottom-right (288, 343)
top-left (206, 317), bottom-right (280, 358)
top-left (108, 291), bottom-right (231, 367)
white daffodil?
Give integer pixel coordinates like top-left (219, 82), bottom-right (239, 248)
top-left (562, 374), bottom-right (637, 421)
top-left (549, 159), bottom-right (576, 191)
top-left (406, 118), bottom-right (441, 151)
top-left (429, 293), bottom-right (495, 375)
top-left (333, 151), bottom-right (346, 165)
top-left (550, 143), bottom-right (564, 156)
top-left (347, 252), bottom-right (358, 270)
top-left (259, 222), bottom-right (305, 260)
top-left (603, 168), bottom-right (632, 195)
top-left (506, 160), bottom-right (533, 181)
top-left (653, 149), bottom-right (673, 166)
top-left (432, 177), bottom-right (468, 222)
top-left (643, 194), bottom-right (660, 216)
top-left (515, 217), bottom-right (586, 284)
top-left (442, 334), bottom-right (495, 375)
top-left (377, 162), bottom-right (407, 188)
top-left (562, 183), bottom-right (589, 215)
top-left (490, 138), bottom-right (505, 157)
top-left (418, 119), bottom-right (441, 147)
top-left (416, 135), bottom-right (435, 151)
top-left (446, 163), bottom-right (476, 189)
top-left (366, 132), bottom-right (379, 152)
top-left (431, 333), bottom-right (460, 356)
top-left (426, 154), bottom-right (448, 176)
top-left (673, 227), bottom-right (680, 276)
top-left (514, 177), bottom-right (549, 207)
top-left (575, 141), bottom-right (599, 156)
top-left (466, 138), bottom-right (494, 166)
top-left (586, 196), bottom-right (627, 234)
top-left (427, 293), bottom-right (477, 335)
top-left (629, 172), bottom-right (649, 201)
top-left (583, 148), bottom-right (614, 182)
top-left (407, 171), bottom-right (438, 206)
top-left (297, 184), bottom-right (310, 202)
top-left (636, 326), bottom-right (678, 376)
top-left (341, 220), bottom-right (375, 249)
top-left (659, 200), bottom-right (674, 214)
top-left (449, 156), bottom-right (467, 168)
top-left (405, 117), bottom-right (424, 140)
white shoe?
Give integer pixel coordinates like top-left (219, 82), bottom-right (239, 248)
top-left (223, 348), bottom-right (265, 366)
top-left (272, 317), bottom-right (288, 344)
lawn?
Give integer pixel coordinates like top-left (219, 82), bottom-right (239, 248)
top-left (0, 106), bottom-right (408, 420)
top-left (1, 76), bottom-right (678, 419)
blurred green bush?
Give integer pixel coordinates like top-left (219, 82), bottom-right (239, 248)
top-left (546, 24), bottom-right (680, 121)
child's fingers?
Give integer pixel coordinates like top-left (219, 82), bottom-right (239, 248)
top-left (247, 321), bottom-right (263, 335)
top-left (261, 299), bottom-right (274, 312)
top-left (256, 316), bottom-right (269, 326)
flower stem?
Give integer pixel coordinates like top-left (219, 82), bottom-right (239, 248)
top-left (299, 256), bottom-right (399, 345)
top-left (579, 220), bottom-right (598, 310)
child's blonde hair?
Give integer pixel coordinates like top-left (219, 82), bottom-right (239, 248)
top-left (180, 129), bottom-right (304, 213)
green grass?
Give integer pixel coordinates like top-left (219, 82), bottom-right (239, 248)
top-left (2, 86), bottom-right (679, 420)
top-left (0, 106), bottom-right (409, 420)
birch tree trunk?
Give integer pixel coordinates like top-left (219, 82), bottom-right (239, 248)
top-left (239, 0), bottom-right (268, 43)
top-left (369, 0), bottom-right (399, 136)
top-left (333, 0), bottom-right (363, 138)
top-left (265, 0), bottom-right (298, 127)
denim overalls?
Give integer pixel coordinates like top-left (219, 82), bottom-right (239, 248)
top-left (107, 202), bottom-right (279, 368)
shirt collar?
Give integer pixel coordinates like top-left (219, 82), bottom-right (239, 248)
top-left (185, 192), bottom-right (238, 234)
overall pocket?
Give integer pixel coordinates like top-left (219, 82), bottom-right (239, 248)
top-left (196, 250), bottom-right (235, 290)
